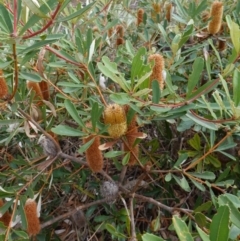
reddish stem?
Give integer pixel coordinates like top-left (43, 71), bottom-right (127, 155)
top-left (22, 3), bottom-right (62, 40)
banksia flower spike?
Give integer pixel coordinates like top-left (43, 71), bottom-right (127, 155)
top-left (116, 24), bottom-right (124, 38)
top-left (104, 104), bottom-right (127, 139)
top-left (0, 199), bottom-right (11, 226)
top-left (39, 81), bottom-right (50, 101)
top-left (83, 123), bottom-right (103, 173)
top-left (218, 39), bottom-right (227, 51)
top-left (148, 54), bottom-right (165, 90)
top-left (27, 81), bottom-right (43, 100)
top-left (123, 105), bottom-right (139, 166)
top-left (208, 1), bottom-right (223, 35)
top-left (166, 3), bottom-right (172, 22)
top-left (24, 198), bottom-right (40, 236)
top-left (151, 3), bottom-right (161, 22)
top-left (137, 8), bottom-right (144, 26)
top-left (116, 37), bottom-right (125, 47)
top-left (108, 27), bottom-right (113, 38)
top-left (0, 69), bottom-right (9, 100)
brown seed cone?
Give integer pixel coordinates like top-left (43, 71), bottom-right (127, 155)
top-left (83, 123), bottom-right (103, 173)
top-left (24, 199), bottom-right (40, 236)
top-left (116, 37), bottom-right (125, 47)
top-left (166, 3), bottom-right (172, 22)
top-left (116, 25), bottom-right (124, 38)
top-left (39, 80), bottom-right (49, 100)
top-left (104, 104), bottom-right (127, 138)
top-left (27, 81), bottom-right (43, 100)
top-left (218, 39), bottom-right (227, 51)
top-left (152, 3), bottom-right (161, 13)
top-left (208, 1), bottom-right (223, 34)
top-left (123, 105), bottom-right (139, 166)
top-left (148, 54), bottom-right (165, 90)
top-left (0, 69), bottom-right (8, 100)
top-left (137, 8), bottom-right (144, 26)
top-left (0, 199), bottom-right (11, 226)
top-left (108, 27), bottom-right (113, 38)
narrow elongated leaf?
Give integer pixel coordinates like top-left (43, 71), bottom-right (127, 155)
top-left (233, 69), bottom-right (240, 106)
top-left (152, 80), bottom-right (160, 104)
top-left (88, 39), bottom-right (95, 63)
top-left (64, 99), bottom-right (84, 127)
top-left (78, 138), bottom-right (95, 154)
top-left (104, 151), bottom-right (125, 158)
top-left (58, 2), bottom-right (95, 22)
top-left (172, 215), bottom-right (194, 241)
top-left (187, 57), bottom-right (204, 97)
top-left (22, 0), bottom-right (48, 18)
top-left (196, 225), bottom-right (210, 241)
top-left (195, 212), bottom-right (207, 228)
top-left (172, 174), bottom-right (190, 192)
top-left (51, 125), bottom-right (85, 136)
top-left (0, 3), bottom-right (13, 33)
top-left (210, 205), bottom-right (230, 241)
top-left (20, 72), bottom-right (42, 82)
top-left (142, 233), bottom-right (166, 241)
top-left (189, 171), bottom-right (216, 180)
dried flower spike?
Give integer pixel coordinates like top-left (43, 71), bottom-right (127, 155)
top-left (0, 199), bottom-right (11, 226)
top-left (148, 54), bottom-right (165, 90)
top-left (123, 105), bottom-right (139, 166)
top-left (24, 199), bottom-right (40, 236)
top-left (166, 3), bottom-right (172, 22)
top-left (100, 181), bottom-right (119, 203)
top-left (104, 104), bottom-right (127, 138)
top-left (116, 37), bottom-right (125, 47)
top-left (208, 1), bottom-right (223, 34)
top-left (151, 3), bottom-right (161, 22)
top-left (39, 80), bottom-right (50, 101)
top-left (38, 134), bottom-right (61, 157)
top-left (107, 27), bottom-right (113, 38)
top-left (0, 69), bottom-right (8, 100)
top-left (27, 81), bottom-right (43, 100)
top-left (137, 8), bottom-right (144, 26)
top-left (116, 24), bottom-right (124, 38)
top-left (83, 123), bottom-right (103, 173)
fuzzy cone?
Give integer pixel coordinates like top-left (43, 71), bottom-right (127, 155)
top-left (116, 25), bottom-right (124, 37)
top-left (83, 123), bottom-right (103, 173)
top-left (27, 81), bottom-right (43, 100)
top-left (24, 199), bottom-right (40, 236)
top-left (148, 54), bottom-right (165, 90)
top-left (208, 1), bottom-right (223, 34)
top-left (137, 8), bottom-right (144, 26)
top-left (0, 199), bottom-right (11, 226)
top-left (151, 3), bottom-right (161, 22)
top-left (104, 104), bottom-right (127, 138)
top-left (166, 3), bottom-right (172, 22)
top-left (123, 105), bottom-right (139, 165)
top-left (0, 69), bottom-right (8, 100)
top-left (39, 80), bottom-right (50, 100)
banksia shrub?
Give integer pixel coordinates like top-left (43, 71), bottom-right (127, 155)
top-left (207, 1), bottom-right (223, 34)
top-left (123, 106), bottom-right (139, 166)
top-left (148, 54), bottom-right (165, 90)
top-left (137, 8), bottom-right (144, 26)
top-left (24, 199), bottom-right (40, 236)
top-left (104, 104), bottom-right (127, 138)
top-left (83, 123), bottom-right (103, 173)
top-left (0, 69), bottom-right (8, 100)
top-left (0, 199), bottom-right (11, 226)
top-left (27, 81), bottom-right (43, 100)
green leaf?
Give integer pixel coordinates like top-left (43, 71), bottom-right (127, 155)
top-left (226, 15), bottom-right (240, 54)
top-left (0, 3), bottom-right (13, 33)
top-left (188, 133), bottom-right (201, 151)
top-left (12, 230), bottom-right (29, 239)
top-left (51, 125), bottom-right (85, 136)
top-left (19, 39), bottom-right (58, 54)
top-left (142, 233), bottom-right (166, 241)
top-left (189, 171), bottom-right (216, 180)
top-left (78, 137), bottom-right (95, 154)
top-left (172, 215), bottom-right (194, 241)
top-left (88, 39), bottom-right (95, 63)
top-left (20, 72), bottom-right (42, 82)
top-left (190, 178), bottom-right (206, 191)
top-left (152, 80), bottom-right (161, 104)
top-left (233, 69), bottom-right (240, 106)
top-left (122, 152), bottom-right (130, 165)
top-left (58, 2), bottom-right (95, 22)
top-left (19, 198), bottom-right (28, 230)
top-left (172, 174), bottom-right (191, 192)
top-left (187, 57), bottom-right (204, 97)
top-left (0, 199), bottom-right (14, 216)
top-left (210, 205), bottom-right (230, 241)
top-left (194, 201), bottom-right (212, 213)
top-left (64, 99), bottom-right (84, 128)
top-left (195, 212), bottom-right (207, 228)
top-left (174, 153), bottom-right (188, 167)
top-left (104, 151), bottom-right (125, 158)
top-left (22, 0), bottom-right (48, 18)
top-left (196, 225), bottom-right (210, 241)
